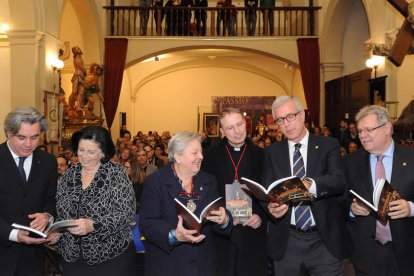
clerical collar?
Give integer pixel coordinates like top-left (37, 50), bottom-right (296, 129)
top-left (227, 141), bottom-right (245, 152)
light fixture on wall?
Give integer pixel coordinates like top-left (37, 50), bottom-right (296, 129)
top-left (1, 23), bottom-right (10, 33)
top-left (284, 63), bottom-right (292, 70)
top-left (365, 55), bottom-right (383, 79)
top-left (51, 59), bottom-right (64, 73)
top-left (154, 56), bottom-right (159, 62)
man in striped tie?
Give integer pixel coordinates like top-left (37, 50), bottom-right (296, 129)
top-left (344, 105), bottom-right (414, 276)
top-left (264, 96), bottom-right (351, 276)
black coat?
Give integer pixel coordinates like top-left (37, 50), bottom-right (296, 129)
top-left (344, 143), bottom-right (414, 276)
top-left (202, 138), bottom-right (268, 276)
top-left (0, 143), bottom-right (57, 275)
top-left (263, 135), bottom-right (352, 261)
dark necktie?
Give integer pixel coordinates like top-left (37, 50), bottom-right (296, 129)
top-left (293, 143), bottom-right (311, 230)
top-left (375, 155), bottom-right (392, 244)
top-left (18, 157), bottom-right (27, 183)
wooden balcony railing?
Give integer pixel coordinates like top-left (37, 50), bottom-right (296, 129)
top-left (103, 5), bottom-right (321, 37)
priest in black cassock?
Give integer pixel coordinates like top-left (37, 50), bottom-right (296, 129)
top-left (202, 107), bottom-right (269, 276)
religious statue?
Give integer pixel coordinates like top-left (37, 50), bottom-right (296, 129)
top-left (68, 46), bottom-right (87, 114)
top-left (407, 2), bottom-right (414, 29)
top-left (82, 63), bottom-right (104, 119)
top-left (65, 45), bottom-right (104, 120)
top-left (255, 114), bottom-right (269, 139)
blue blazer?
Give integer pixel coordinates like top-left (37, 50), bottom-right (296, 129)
top-left (139, 164), bottom-right (232, 276)
top-left (263, 134), bottom-right (352, 261)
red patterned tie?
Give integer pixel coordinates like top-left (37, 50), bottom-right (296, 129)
top-left (375, 155), bottom-right (391, 244)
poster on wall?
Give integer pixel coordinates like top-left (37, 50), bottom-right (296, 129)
top-left (211, 96), bottom-right (276, 137)
top-left (44, 91), bottom-right (59, 143)
top-left (203, 113), bottom-right (220, 137)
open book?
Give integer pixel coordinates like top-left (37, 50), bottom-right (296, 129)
top-left (12, 219), bottom-right (78, 238)
top-left (350, 178), bottom-right (400, 225)
top-left (241, 176), bottom-right (312, 204)
top-left (174, 197), bottom-right (222, 236)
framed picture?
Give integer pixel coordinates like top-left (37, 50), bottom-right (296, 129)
top-left (203, 113), bottom-right (220, 137)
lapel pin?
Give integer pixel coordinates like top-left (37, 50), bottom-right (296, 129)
top-left (200, 187), bottom-right (203, 191)
top-left (403, 162), bottom-right (407, 167)
top-left (315, 146), bottom-right (319, 149)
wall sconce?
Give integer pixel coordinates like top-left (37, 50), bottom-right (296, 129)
top-left (365, 55), bottom-right (384, 78)
top-left (1, 23), bottom-right (10, 33)
top-left (284, 63), bottom-right (292, 70)
top-left (51, 59), bottom-right (64, 73)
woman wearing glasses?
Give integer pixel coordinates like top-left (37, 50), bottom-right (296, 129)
top-left (140, 131), bottom-right (232, 276)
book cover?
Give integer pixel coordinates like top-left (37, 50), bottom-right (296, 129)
top-left (225, 182), bottom-right (252, 225)
top-left (12, 219), bottom-right (78, 238)
top-left (241, 176), bottom-right (312, 204)
top-left (350, 178), bottom-right (400, 225)
top-left (174, 197), bottom-right (222, 235)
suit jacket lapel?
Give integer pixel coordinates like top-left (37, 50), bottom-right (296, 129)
top-left (279, 139), bottom-right (291, 176)
top-left (306, 135), bottom-right (318, 177)
top-left (390, 144), bottom-right (408, 192)
top-left (0, 143), bottom-right (27, 188)
top-left (358, 150), bottom-right (375, 198)
top-left (27, 150), bottom-right (41, 188)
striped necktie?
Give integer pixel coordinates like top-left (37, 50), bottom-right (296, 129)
top-left (293, 143), bottom-right (311, 230)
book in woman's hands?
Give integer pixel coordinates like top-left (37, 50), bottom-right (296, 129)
top-left (350, 178), bottom-right (400, 225)
top-left (241, 176), bottom-right (312, 204)
top-left (174, 197), bottom-right (222, 235)
top-left (12, 219), bottom-right (78, 238)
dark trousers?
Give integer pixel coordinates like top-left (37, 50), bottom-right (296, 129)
top-left (273, 229), bottom-right (344, 276)
top-left (62, 242), bottom-right (136, 276)
top-left (354, 241), bottom-right (399, 276)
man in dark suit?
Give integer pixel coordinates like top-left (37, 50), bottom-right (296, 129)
top-left (344, 105), bottom-right (414, 276)
top-left (0, 106), bottom-right (58, 276)
top-left (202, 107), bottom-right (268, 276)
top-left (264, 96), bottom-right (351, 276)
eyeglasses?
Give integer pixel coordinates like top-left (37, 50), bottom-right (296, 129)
top-left (356, 123), bottom-right (386, 135)
top-left (223, 121), bottom-right (245, 132)
top-left (275, 112), bottom-right (301, 125)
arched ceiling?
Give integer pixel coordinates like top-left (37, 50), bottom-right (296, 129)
top-left (125, 48), bottom-right (299, 98)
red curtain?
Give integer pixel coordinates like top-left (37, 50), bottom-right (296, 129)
top-left (103, 38), bottom-right (128, 129)
top-left (297, 38), bottom-right (320, 126)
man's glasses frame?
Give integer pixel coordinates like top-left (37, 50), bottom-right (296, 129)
top-left (275, 111), bottom-right (301, 125)
top-left (356, 122), bottom-right (387, 135)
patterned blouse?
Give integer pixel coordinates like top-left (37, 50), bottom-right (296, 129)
top-left (56, 161), bottom-right (136, 265)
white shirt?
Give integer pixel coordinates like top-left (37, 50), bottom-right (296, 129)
top-left (287, 131), bottom-right (317, 226)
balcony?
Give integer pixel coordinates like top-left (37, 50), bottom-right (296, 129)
top-left (103, 5), bottom-right (321, 37)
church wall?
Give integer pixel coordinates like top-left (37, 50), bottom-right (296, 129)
top-left (113, 67), bottom-right (293, 138)
top-left (341, 0), bottom-right (369, 76)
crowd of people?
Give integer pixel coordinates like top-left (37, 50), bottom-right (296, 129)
top-left (1, 97), bottom-right (413, 276)
top-left (135, 0), bottom-right (276, 37)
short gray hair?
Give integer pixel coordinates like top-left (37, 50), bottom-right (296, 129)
top-left (4, 106), bottom-right (47, 136)
top-left (168, 131), bottom-right (201, 163)
top-left (271, 96), bottom-right (304, 119)
top-left (355, 105), bottom-right (390, 125)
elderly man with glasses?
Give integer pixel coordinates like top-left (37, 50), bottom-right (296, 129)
top-left (343, 105), bottom-right (414, 276)
top-left (264, 96), bottom-right (351, 276)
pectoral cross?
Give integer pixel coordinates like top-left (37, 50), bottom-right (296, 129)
top-left (387, 0), bottom-right (414, 66)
